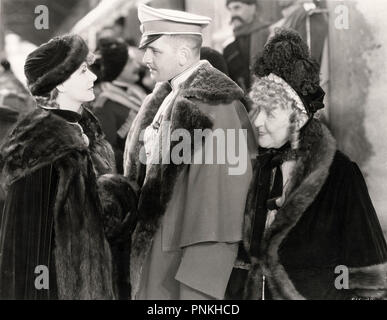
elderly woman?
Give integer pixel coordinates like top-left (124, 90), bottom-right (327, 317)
top-left (0, 34), bottom-right (135, 300)
top-left (226, 29), bottom-right (387, 300)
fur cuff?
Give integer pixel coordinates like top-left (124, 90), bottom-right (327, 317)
top-left (349, 263), bottom-right (387, 291)
top-left (98, 174), bottom-right (138, 245)
top-left (243, 259), bottom-right (263, 300)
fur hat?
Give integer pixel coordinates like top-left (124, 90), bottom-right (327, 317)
top-left (252, 28), bottom-right (325, 114)
top-left (93, 36), bottom-right (128, 82)
top-left (226, 0), bottom-right (257, 6)
top-left (24, 34), bottom-right (89, 96)
top-left (200, 47), bottom-right (229, 75)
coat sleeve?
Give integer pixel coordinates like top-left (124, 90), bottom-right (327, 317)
top-left (97, 173), bottom-right (138, 299)
top-left (341, 161), bottom-right (387, 299)
top-left (97, 174), bottom-right (138, 245)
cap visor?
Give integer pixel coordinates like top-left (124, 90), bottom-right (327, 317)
top-left (139, 34), bottom-right (163, 49)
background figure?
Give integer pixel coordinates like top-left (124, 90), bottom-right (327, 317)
top-left (120, 45), bottom-right (148, 101)
top-left (223, 0), bottom-right (271, 92)
top-left (128, 42), bottom-right (156, 95)
top-left (269, 0), bottom-right (328, 66)
top-left (0, 58), bottom-right (34, 215)
top-left (0, 58), bottom-right (34, 115)
top-left (200, 46), bottom-right (253, 112)
top-left (200, 46), bottom-right (229, 75)
top-left (91, 36), bottom-right (145, 174)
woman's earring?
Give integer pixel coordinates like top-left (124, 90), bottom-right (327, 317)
top-left (289, 113), bottom-right (300, 150)
top-left (290, 130), bottom-right (300, 150)
top-left (56, 84), bottom-right (65, 93)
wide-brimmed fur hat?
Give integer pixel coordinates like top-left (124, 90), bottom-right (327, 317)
top-left (24, 34), bottom-right (89, 96)
top-left (252, 28), bottom-right (325, 114)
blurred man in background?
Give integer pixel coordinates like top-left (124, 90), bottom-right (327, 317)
top-left (117, 45), bottom-right (147, 101)
top-left (92, 37), bottom-right (145, 174)
top-left (269, 0), bottom-right (328, 65)
top-left (0, 58), bottom-right (34, 213)
top-left (223, 0), bottom-right (270, 92)
top-left (200, 46), bottom-right (229, 76)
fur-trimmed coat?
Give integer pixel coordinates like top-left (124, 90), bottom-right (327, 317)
top-left (227, 119), bottom-right (387, 300)
top-left (123, 61), bottom-right (258, 299)
top-left (0, 104), bottom-right (118, 299)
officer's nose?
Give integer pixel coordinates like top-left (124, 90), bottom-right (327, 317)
top-left (143, 49), bottom-right (152, 65)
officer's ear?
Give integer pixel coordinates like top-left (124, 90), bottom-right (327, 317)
top-left (177, 45), bottom-right (190, 66)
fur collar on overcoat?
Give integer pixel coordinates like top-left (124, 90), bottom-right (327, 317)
top-left (0, 104), bottom-right (116, 299)
top-left (123, 61), bottom-right (245, 298)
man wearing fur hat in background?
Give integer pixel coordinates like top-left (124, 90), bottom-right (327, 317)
top-left (223, 0), bottom-right (270, 92)
top-left (91, 36), bottom-right (145, 174)
top-left (124, 4), bottom-right (257, 300)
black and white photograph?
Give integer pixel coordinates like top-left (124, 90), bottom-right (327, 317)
top-left (0, 0), bottom-right (387, 308)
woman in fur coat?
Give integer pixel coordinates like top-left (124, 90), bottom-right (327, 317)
top-left (226, 29), bottom-right (387, 300)
top-left (0, 34), bottom-right (135, 299)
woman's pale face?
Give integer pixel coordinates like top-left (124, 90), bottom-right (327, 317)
top-left (59, 62), bottom-right (97, 103)
top-left (253, 103), bottom-right (293, 149)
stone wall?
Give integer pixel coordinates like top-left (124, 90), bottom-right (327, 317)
top-left (327, 0), bottom-right (387, 235)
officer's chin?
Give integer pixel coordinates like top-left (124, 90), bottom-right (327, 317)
top-left (151, 71), bottom-right (164, 83)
